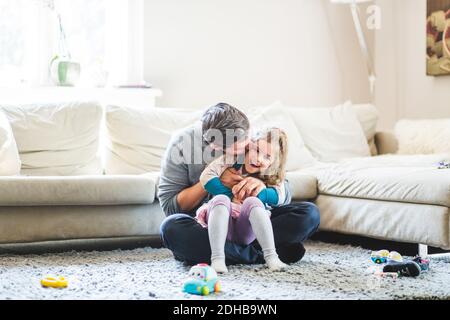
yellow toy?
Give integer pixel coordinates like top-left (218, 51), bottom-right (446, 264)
top-left (41, 276), bottom-right (68, 288)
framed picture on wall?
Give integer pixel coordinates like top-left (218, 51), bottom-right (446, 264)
top-left (427, 0), bottom-right (450, 76)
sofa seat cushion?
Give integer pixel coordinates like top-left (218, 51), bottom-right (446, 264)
top-left (304, 153), bottom-right (450, 207)
top-left (0, 174), bottom-right (157, 206)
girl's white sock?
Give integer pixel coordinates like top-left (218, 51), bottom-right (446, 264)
top-left (208, 204), bottom-right (230, 273)
top-left (249, 207), bottom-right (288, 272)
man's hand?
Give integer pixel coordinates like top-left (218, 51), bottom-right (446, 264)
top-left (232, 177), bottom-right (266, 201)
top-left (220, 168), bottom-right (243, 189)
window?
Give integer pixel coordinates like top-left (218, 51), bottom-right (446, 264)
top-left (0, 0), bottom-right (143, 87)
top-left (55, 0), bottom-right (107, 86)
top-left (0, 0), bottom-right (30, 86)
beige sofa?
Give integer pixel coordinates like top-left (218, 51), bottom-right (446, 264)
top-left (0, 102), bottom-right (448, 256)
top-left (312, 132), bottom-right (450, 253)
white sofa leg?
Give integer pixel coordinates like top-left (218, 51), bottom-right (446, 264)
top-left (418, 244), bottom-right (450, 259)
top-left (418, 244), bottom-right (428, 257)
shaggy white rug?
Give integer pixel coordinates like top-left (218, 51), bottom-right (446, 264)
top-left (0, 241), bottom-right (449, 300)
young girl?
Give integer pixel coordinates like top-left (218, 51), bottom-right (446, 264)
top-left (197, 128), bottom-right (289, 273)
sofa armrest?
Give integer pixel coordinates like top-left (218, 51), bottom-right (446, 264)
top-left (375, 131), bottom-right (398, 155)
top-left (285, 172), bottom-right (318, 200)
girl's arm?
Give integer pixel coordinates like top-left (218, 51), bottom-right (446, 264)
top-left (257, 182), bottom-right (286, 207)
top-left (200, 156), bottom-right (234, 198)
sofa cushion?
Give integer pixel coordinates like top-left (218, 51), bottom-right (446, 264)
top-left (0, 109), bottom-right (21, 176)
top-left (395, 118), bottom-right (450, 154)
top-left (0, 203), bottom-right (165, 244)
top-left (351, 104), bottom-right (379, 156)
top-left (105, 105), bottom-right (203, 174)
top-left (305, 153), bottom-right (450, 207)
top-left (351, 104), bottom-right (379, 143)
top-left (1, 101), bottom-right (103, 176)
top-left (0, 174), bottom-right (157, 206)
top-left (273, 101), bottom-right (378, 148)
top-left (282, 101), bottom-right (371, 162)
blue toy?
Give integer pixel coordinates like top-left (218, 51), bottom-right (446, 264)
top-left (183, 264), bottom-right (221, 296)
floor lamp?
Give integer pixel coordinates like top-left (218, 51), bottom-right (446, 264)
top-left (330, 0), bottom-right (376, 100)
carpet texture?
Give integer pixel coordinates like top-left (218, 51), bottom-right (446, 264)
top-left (0, 241), bottom-right (449, 300)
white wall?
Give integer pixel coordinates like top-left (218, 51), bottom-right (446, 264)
top-left (374, 0), bottom-right (399, 130)
top-left (143, 0), bottom-right (370, 109)
top-left (322, 0), bottom-right (374, 104)
top-left (375, 0), bottom-right (450, 130)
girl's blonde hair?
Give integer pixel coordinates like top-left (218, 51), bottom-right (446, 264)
top-left (251, 128), bottom-right (288, 186)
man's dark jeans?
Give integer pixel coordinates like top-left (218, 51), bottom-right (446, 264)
top-left (159, 202), bottom-right (320, 265)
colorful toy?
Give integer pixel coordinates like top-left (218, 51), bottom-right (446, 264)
top-left (183, 264), bottom-right (221, 296)
top-left (371, 250), bottom-right (403, 264)
top-left (370, 250), bottom-right (389, 264)
top-left (387, 251), bottom-right (403, 263)
top-left (41, 276), bottom-right (68, 288)
top-left (369, 250), bottom-right (430, 278)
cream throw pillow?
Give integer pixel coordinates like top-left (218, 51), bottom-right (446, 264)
top-left (395, 119), bottom-right (450, 154)
top-left (1, 101), bottom-right (103, 176)
top-left (283, 101), bottom-right (371, 162)
top-left (105, 105), bottom-right (203, 174)
top-left (351, 104), bottom-right (379, 156)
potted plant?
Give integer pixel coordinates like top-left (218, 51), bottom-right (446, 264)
top-left (37, 0), bottom-right (81, 86)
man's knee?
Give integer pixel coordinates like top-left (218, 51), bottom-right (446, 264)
top-left (159, 214), bottom-right (185, 247)
top-left (284, 202), bottom-right (320, 236)
top-left (304, 202), bottom-right (321, 230)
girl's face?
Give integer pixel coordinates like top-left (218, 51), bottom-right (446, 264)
top-left (244, 139), bottom-right (273, 174)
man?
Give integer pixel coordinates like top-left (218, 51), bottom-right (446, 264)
top-left (159, 103), bottom-right (320, 265)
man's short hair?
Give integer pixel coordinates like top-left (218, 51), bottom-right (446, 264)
top-left (201, 103), bottom-right (249, 149)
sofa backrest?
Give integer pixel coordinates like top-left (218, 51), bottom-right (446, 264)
top-left (0, 101), bottom-right (379, 176)
top-left (104, 104), bottom-right (320, 175)
top-left (105, 102), bottom-right (378, 174)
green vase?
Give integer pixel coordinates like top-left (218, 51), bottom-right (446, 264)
top-left (50, 56), bottom-right (81, 86)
